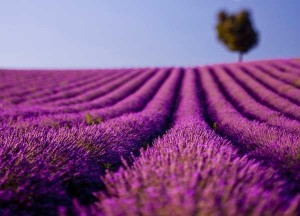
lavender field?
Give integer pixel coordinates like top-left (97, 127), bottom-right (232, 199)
top-left (1, 59), bottom-right (300, 216)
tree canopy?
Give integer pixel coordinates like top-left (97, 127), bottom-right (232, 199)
top-left (216, 10), bottom-right (259, 62)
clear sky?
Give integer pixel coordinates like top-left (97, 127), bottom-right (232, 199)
top-left (0, 0), bottom-right (299, 68)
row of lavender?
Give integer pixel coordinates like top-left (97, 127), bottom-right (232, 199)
top-left (0, 59), bottom-right (300, 215)
top-left (73, 66), bottom-right (300, 215)
top-left (71, 60), bottom-right (300, 215)
top-left (0, 67), bottom-right (181, 215)
top-left (2, 60), bottom-right (298, 121)
top-left (1, 60), bottom-right (299, 126)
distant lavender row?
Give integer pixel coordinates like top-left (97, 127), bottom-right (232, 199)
top-left (1, 69), bottom-right (138, 106)
top-left (271, 60), bottom-right (300, 77)
top-left (254, 63), bottom-right (300, 89)
top-left (12, 69), bottom-right (170, 128)
top-left (1, 70), bottom-right (119, 106)
top-left (0, 70), bottom-right (101, 102)
top-left (239, 64), bottom-right (300, 105)
top-left (24, 70), bottom-right (127, 106)
top-left (23, 70), bottom-right (116, 104)
top-left (211, 65), bottom-right (300, 133)
top-left (225, 64), bottom-right (300, 121)
top-left (53, 70), bottom-right (141, 107)
top-left (0, 69), bottom-right (154, 124)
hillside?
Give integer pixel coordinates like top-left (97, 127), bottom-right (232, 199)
top-left (1, 59), bottom-right (300, 215)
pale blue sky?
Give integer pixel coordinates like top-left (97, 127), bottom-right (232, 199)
top-left (0, 0), bottom-right (299, 68)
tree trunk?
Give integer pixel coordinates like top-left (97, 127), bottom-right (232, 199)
top-left (238, 52), bottom-right (243, 62)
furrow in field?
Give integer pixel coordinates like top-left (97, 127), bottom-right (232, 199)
top-left (211, 65), bottom-right (300, 133)
top-left (271, 60), bottom-right (300, 76)
top-left (224, 64), bottom-right (300, 122)
top-left (75, 68), bottom-right (300, 216)
top-left (289, 59), bottom-right (300, 68)
top-left (199, 67), bottom-right (300, 184)
top-left (238, 64), bottom-right (300, 106)
top-left (253, 63), bottom-right (300, 89)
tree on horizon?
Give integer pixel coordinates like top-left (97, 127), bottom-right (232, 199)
top-left (216, 9), bottom-right (259, 62)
